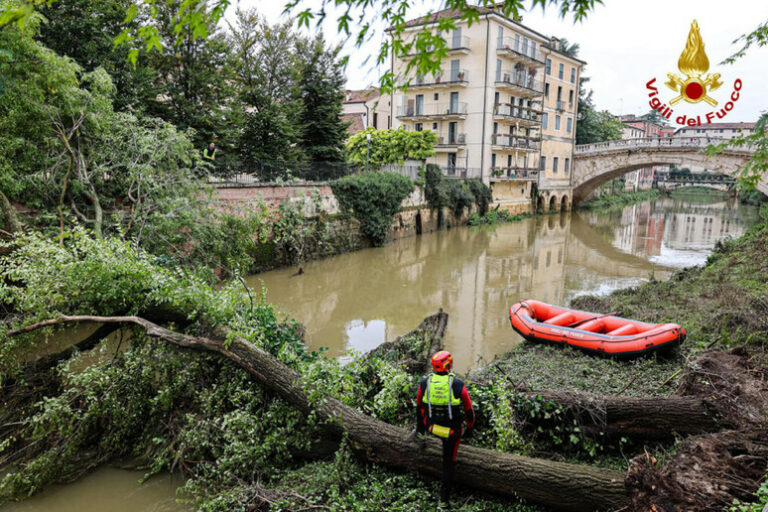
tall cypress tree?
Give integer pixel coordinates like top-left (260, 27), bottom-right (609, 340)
top-left (296, 35), bottom-right (349, 176)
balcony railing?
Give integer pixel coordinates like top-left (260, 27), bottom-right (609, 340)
top-left (494, 103), bottom-right (541, 123)
top-left (495, 71), bottom-right (544, 94)
top-left (435, 132), bottom-right (466, 146)
top-left (407, 69), bottom-right (469, 87)
top-left (448, 35), bottom-right (470, 51)
top-left (491, 134), bottom-right (541, 150)
top-left (496, 37), bottom-right (546, 64)
top-left (556, 100), bottom-right (566, 111)
top-left (397, 102), bottom-right (468, 118)
top-left (490, 167), bottom-right (539, 181)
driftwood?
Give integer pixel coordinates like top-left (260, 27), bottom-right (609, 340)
top-left (10, 315), bottom-right (629, 512)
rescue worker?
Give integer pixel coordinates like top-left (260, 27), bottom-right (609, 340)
top-left (203, 142), bottom-right (216, 162)
top-left (415, 350), bottom-right (475, 503)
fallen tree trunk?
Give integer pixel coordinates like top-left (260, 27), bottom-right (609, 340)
top-left (529, 390), bottom-right (721, 440)
top-left (11, 315), bottom-right (629, 512)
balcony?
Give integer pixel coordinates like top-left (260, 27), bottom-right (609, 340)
top-left (494, 71), bottom-right (544, 96)
top-left (491, 133), bottom-right (541, 151)
top-left (493, 103), bottom-right (541, 125)
top-left (556, 100), bottom-right (566, 111)
top-left (397, 102), bottom-right (468, 119)
top-left (490, 167), bottom-right (540, 181)
top-left (447, 35), bottom-right (471, 53)
top-left (405, 69), bottom-right (469, 88)
top-left (434, 132), bottom-right (466, 151)
top-left (496, 37), bottom-right (546, 66)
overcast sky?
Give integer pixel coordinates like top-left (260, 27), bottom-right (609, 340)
top-left (233, 0), bottom-right (768, 122)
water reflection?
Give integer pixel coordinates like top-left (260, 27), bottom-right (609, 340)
top-left (2, 468), bottom-right (189, 512)
top-left (250, 197), bottom-right (759, 373)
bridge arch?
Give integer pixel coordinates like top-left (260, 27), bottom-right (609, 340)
top-left (549, 195), bottom-right (557, 212)
top-left (572, 137), bottom-right (761, 204)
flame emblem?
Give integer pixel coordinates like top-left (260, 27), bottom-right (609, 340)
top-left (665, 20), bottom-right (723, 106)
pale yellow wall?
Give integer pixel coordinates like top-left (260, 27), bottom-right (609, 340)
top-left (540, 49), bottom-right (581, 190)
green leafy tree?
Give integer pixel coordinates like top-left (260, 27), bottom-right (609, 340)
top-left (331, 172), bottom-right (414, 246)
top-left (346, 128), bottom-right (436, 167)
top-left (139, 1), bottom-right (231, 149)
top-left (576, 90), bottom-right (623, 145)
top-left (35, 0), bottom-right (158, 111)
top-left (296, 34), bottom-right (349, 165)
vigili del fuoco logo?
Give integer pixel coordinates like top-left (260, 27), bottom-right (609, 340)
top-left (645, 20), bottom-right (743, 127)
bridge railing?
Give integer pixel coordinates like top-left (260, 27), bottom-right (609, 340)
top-left (574, 137), bottom-right (755, 156)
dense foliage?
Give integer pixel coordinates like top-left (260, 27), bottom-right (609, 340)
top-left (424, 164), bottom-right (493, 218)
top-left (331, 171), bottom-right (414, 246)
top-left (346, 128), bottom-right (436, 167)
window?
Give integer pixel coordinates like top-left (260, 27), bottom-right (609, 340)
top-left (448, 122), bottom-right (457, 143)
top-left (448, 153), bottom-right (457, 170)
top-left (450, 59), bottom-right (460, 81)
top-left (553, 157), bottom-right (559, 173)
top-left (555, 115), bottom-right (561, 130)
top-left (414, 122), bottom-right (423, 131)
top-left (507, 155), bottom-right (513, 168)
top-left (449, 91), bottom-right (459, 113)
top-left (546, 59), bottom-right (552, 75)
top-left (542, 113), bottom-right (548, 129)
top-left (558, 63), bottom-right (564, 79)
top-left (514, 34), bottom-right (520, 51)
top-left (497, 26), bottom-right (503, 48)
top-left (432, 122), bottom-right (438, 130)
top-left (491, 153), bottom-right (497, 168)
top-left (570, 67), bottom-right (576, 83)
top-left (494, 92), bottom-right (500, 105)
top-left (521, 37), bottom-right (528, 55)
top-left (373, 113), bottom-right (378, 127)
top-left (540, 156), bottom-right (546, 170)
top-left (451, 27), bottom-right (462, 49)
top-left (557, 86), bottom-right (562, 101)
top-left (415, 94), bottom-right (424, 114)
top-left (496, 59), bottom-right (502, 81)
top-left (545, 83), bottom-right (550, 98)
top-left (434, 93), bottom-right (439, 100)
top-left (568, 89), bottom-right (574, 105)
top-left (564, 158), bottom-right (570, 173)
top-left (493, 122), bottom-right (498, 134)
top-left (566, 118), bottom-right (572, 133)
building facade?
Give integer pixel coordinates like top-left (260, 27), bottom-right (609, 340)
top-left (388, 8), bottom-right (583, 213)
top-left (674, 122), bottom-right (755, 140)
top-left (342, 88), bottom-right (391, 135)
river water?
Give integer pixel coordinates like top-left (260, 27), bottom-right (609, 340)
top-left (5, 195), bottom-right (759, 512)
top-left (250, 196), bottom-right (760, 373)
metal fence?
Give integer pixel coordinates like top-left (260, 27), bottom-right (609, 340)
top-left (204, 157), bottom-right (359, 184)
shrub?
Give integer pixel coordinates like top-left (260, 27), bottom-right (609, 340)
top-left (331, 172), bottom-right (414, 246)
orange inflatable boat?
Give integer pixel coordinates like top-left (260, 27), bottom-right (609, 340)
top-left (509, 300), bottom-right (685, 357)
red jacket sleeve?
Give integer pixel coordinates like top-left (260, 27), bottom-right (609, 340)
top-left (416, 379), bottom-right (427, 432)
top-left (460, 385), bottom-right (475, 428)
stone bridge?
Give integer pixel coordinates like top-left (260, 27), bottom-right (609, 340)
top-left (572, 137), bottom-right (765, 203)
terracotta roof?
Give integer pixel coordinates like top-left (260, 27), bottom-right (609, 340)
top-left (344, 88), bottom-right (380, 104)
top-left (400, 8), bottom-right (482, 28)
top-left (676, 122), bottom-right (755, 131)
top-left (343, 113), bottom-right (366, 135)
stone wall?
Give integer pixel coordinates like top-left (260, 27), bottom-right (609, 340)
top-left (490, 180), bottom-right (535, 215)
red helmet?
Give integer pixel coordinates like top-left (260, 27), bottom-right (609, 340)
top-left (431, 351), bottom-right (453, 372)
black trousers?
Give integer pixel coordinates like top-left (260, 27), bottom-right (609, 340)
top-left (440, 428), bottom-right (462, 501)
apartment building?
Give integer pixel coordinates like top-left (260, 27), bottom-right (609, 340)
top-left (539, 42), bottom-right (582, 200)
top-left (675, 122), bottom-right (755, 140)
top-left (389, 8), bottom-right (583, 212)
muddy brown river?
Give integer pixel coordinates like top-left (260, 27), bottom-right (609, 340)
top-left (6, 195), bottom-right (759, 511)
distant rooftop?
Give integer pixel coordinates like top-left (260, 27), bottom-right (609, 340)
top-left (344, 88), bottom-right (380, 104)
top-left (675, 122), bottom-right (756, 131)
